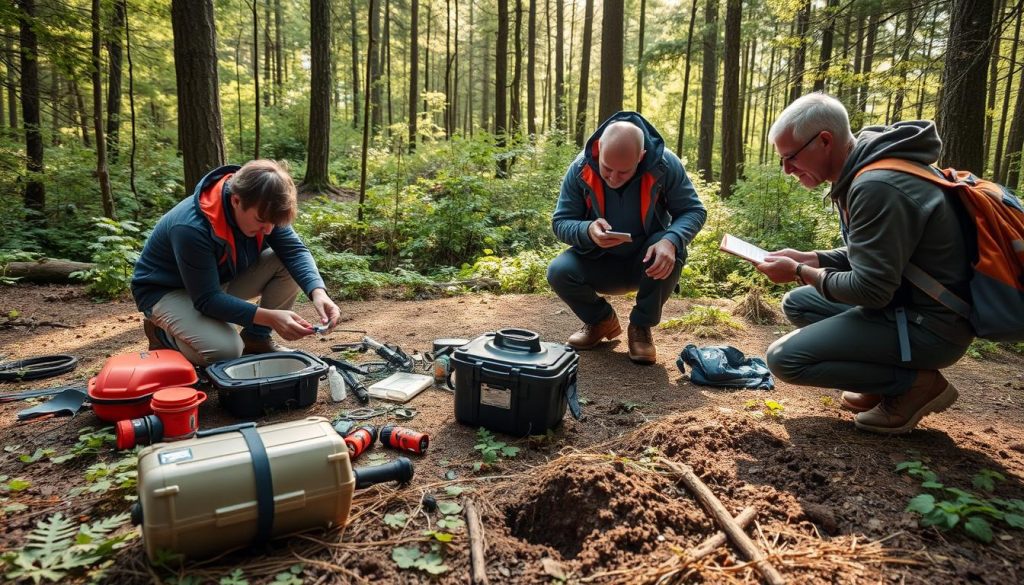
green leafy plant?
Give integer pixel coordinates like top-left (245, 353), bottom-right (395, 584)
top-left (473, 428), bottom-right (520, 471)
top-left (1, 476), bottom-right (31, 493)
top-left (384, 512), bottom-right (409, 529)
top-left (0, 250), bottom-right (41, 286)
top-left (0, 512), bottom-right (134, 583)
top-left (660, 305), bottom-right (745, 337)
top-left (744, 399), bottom-right (785, 419)
top-left (69, 456), bottom-right (137, 497)
top-left (69, 217), bottom-right (146, 299)
top-left (19, 448), bottom-right (56, 464)
top-left (271, 564), bottom-right (305, 585)
top-left (966, 339), bottom-right (1002, 360)
top-left (897, 461), bottom-right (1024, 543)
top-left (51, 427), bottom-right (116, 464)
top-left (219, 569), bottom-right (249, 585)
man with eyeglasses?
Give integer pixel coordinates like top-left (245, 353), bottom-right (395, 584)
top-left (754, 92), bottom-right (972, 434)
top-left (547, 112), bottom-right (706, 364)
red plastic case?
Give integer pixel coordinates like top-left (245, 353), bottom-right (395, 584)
top-left (88, 350), bottom-right (199, 422)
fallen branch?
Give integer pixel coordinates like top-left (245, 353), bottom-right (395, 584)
top-left (690, 506), bottom-right (757, 560)
top-left (662, 460), bottom-right (786, 585)
top-left (0, 319), bottom-right (76, 330)
top-left (425, 278), bottom-right (500, 290)
top-left (465, 499), bottom-right (489, 585)
top-left (3, 259), bottom-right (94, 283)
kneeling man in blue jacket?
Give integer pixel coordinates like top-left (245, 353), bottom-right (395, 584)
top-left (547, 112), bottom-right (707, 364)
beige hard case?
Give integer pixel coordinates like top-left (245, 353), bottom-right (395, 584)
top-left (135, 416), bottom-right (354, 560)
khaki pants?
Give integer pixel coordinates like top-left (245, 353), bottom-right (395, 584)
top-left (148, 249), bottom-right (301, 366)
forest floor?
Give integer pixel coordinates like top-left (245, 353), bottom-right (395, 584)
top-left (1, 284), bottom-right (1024, 584)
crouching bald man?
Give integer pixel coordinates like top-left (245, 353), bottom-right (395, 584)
top-left (547, 112), bottom-right (707, 364)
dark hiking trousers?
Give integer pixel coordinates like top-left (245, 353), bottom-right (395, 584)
top-left (546, 231), bottom-right (684, 328)
top-left (766, 285), bottom-right (971, 396)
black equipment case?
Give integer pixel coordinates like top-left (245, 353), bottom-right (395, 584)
top-left (451, 329), bottom-right (580, 436)
top-left (206, 351), bottom-right (328, 418)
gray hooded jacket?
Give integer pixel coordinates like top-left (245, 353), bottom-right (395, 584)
top-left (811, 121), bottom-right (973, 344)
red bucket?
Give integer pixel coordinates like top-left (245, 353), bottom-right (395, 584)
top-left (150, 387), bottom-right (207, 440)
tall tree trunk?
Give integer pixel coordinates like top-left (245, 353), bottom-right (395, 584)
top-left (452, 0), bottom-right (458, 135)
top-left (849, 4), bottom-right (866, 123)
top-left (696, 0), bottom-right (718, 181)
top-left (359, 0), bottom-right (377, 221)
top-left (720, 0), bottom-right (741, 198)
top-left (303, 0), bottom-right (337, 194)
top-left (891, 10), bottom-right (916, 121)
top-left (740, 38), bottom-right (753, 167)
top-left (676, 0), bottom-right (698, 155)
top-left (1004, 62), bottom-right (1024, 188)
top-left (249, 0), bottom-right (260, 159)
top-left (370, 0), bottom-right (383, 131)
top-left (92, 0), bottom-right (115, 219)
top-left (527, 0), bottom-right (537, 136)
top-left (814, 0), bottom-right (837, 92)
top-left (466, 0), bottom-right (474, 135)
top-left (444, 0), bottom-right (452, 137)
top-left (106, 0), bottom-right (125, 161)
top-left (554, 0), bottom-right (565, 137)
top-left (49, 68), bottom-right (60, 146)
top-left (263, 0), bottom-right (271, 107)
top-left (511, 0), bottom-right (522, 137)
top-left (544, 0), bottom-right (552, 133)
top-left (858, 10), bottom-right (879, 118)
top-left (496, 0), bottom-right (509, 176)
top-left (982, 0), bottom-right (1004, 174)
top-left (409, 0), bottom-right (419, 152)
top-left (788, 0), bottom-right (809, 103)
top-left (71, 77), bottom-right (91, 148)
top-left (759, 27), bottom-right (778, 165)
top-left (17, 0), bottom-right (44, 218)
top-left (482, 32), bottom-right (490, 132)
top-left (636, 0), bottom-right (646, 112)
top-left (350, 0), bottom-right (360, 128)
top-left (994, 4), bottom-right (1022, 183)
top-left (385, 0), bottom-right (393, 128)
top-left (5, 27), bottom-right (15, 129)
top-left (234, 22), bottom-right (245, 155)
top-left (574, 0), bottom-right (594, 146)
top-left (171, 0), bottom-right (225, 192)
top-left (937, 0), bottom-right (994, 172)
top-left (916, 5), bottom-right (939, 120)
top-left (275, 0), bottom-right (283, 101)
top-left (598, 0), bottom-right (624, 122)
top-left (125, 0), bottom-right (140, 209)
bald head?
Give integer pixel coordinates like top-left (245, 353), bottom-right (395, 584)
top-left (598, 121), bottom-right (646, 188)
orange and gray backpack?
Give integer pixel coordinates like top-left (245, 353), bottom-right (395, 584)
top-left (858, 159), bottom-right (1024, 342)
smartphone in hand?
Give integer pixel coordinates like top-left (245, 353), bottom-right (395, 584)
top-left (604, 230), bottom-right (633, 242)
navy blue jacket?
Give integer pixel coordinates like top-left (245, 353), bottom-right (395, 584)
top-left (552, 111), bottom-right (707, 258)
top-left (131, 165), bottom-right (326, 328)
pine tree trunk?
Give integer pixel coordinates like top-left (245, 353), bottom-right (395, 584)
top-left (385, 0), bottom-right (393, 128)
top-left (263, 1), bottom-right (271, 107)
top-left (409, 0), bottom-right (419, 152)
top-left (891, 10), bottom-right (915, 121)
top-left (994, 5), bottom-right (1021, 183)
top-left (814, 0), bottom-right (837, 92)
top-left (350, 0), bottom-right (360, 128)
top-left (250, 0), bottom-right (260, 159)
top-left (527, 0), bottom-right (537, 136)
top-left (171, 0), bottom-right (225, 191)
top-left (359, 0), bottom-right (377, 222)
top-left (1003, 39), bottom-right (1024, 188)
top-left (5, 26), bottom-right (15, 129)
top-left (636, 0), bottom-right (646, 112)
top-left (859, 10), bottom-right (879, 118)
top-left (982, 0), bottom-right (1004, 175)
top-left (370, 0), bottom-right (383, 131)
top-left (937, 0), bottom-right (994, 173)
top-left (302, 0), bottom-right (337, 195)
top-left (759, 28), bottom-right (777, 165)
top-left (17, 0), bottom-right (44, 217)
top-left (275, 0), bottom-right (283, 101)
top-left (676, 0), bottom-right (698, 155)
top-left (105, 0), bottom-right (125, 161)
top-left (125, 0), bottom-right (140, 207)
top-left (482, 33), bottom-right (490, 132)
top-left (788, 1), bottom-right (809, 103)
top-left (573, 0), bottom-right (594, 147)
top-left (92, 0), bottom-right (115, 219)
top-left (916, 6), bottom-right (939, 120)
top-left (554, 0), bottom-right (566, 137)
top-left (496, 0), bottom-right (509, 176)
top-left (720, 0), bottom-right (741, 198)
top-left (444, 0), bottom-right (452, 137)
top-left (598, 0), bottom-right (624, 122)
top-left (543, 0), bottom-right (552, 133)
top-left (511, 0), bottom-right (522, 138)
top-left (49, 68), bottom-right (60, 146)
top-left (696, 0), bottom-right (718, 181)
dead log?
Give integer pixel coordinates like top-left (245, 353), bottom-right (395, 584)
top-left (663, 460), bottom-right (785, 585)
top-left (465, 499), bottom-right (489, 585)
top-left (3, 259), bottom-right (94, 284)
top-left (426, 278), bottom-right (500, 291)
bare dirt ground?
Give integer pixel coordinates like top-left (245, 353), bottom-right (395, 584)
top-left (2, 284), bottom-right (1024, 584)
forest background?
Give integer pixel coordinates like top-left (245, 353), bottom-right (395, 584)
top-left (1, 0), bottom-right (1023, 306)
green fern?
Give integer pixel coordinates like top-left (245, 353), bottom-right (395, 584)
top-left (1, 512), bottom-right (134, 584)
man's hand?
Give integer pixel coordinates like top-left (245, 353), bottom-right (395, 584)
top-left (254, 308), bottom-right (315, 341)
top-left (756, 256), bottom-right (800, 284)
top-left (766, 248), bottom-right (819, 267)
top-left (643, 239), bottom-right (676, 280)
top-left (588, 218), bottom-right (629, 249)
top-left (310, 288), bottom-right (341, 330)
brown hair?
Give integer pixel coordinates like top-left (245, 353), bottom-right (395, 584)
top-left (230, 159), bottom-right (298, 225)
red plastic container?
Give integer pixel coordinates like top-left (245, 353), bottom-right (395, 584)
top-left (88, 350), bottom-right (199, 422)
top-left (150, 387), bottom-right (207, 439)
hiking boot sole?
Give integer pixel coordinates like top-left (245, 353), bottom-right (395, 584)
top-left (854, 383), bottom-right (959, 435)
top-left (567, 323), bottom-right (623, 350)
top-left (840, 397), bottom-right (880, 413)
top-left (627, 352), bottom-right (656, 365)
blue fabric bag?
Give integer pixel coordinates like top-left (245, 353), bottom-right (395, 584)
top-left (676, 344), bottom-right (774, 390)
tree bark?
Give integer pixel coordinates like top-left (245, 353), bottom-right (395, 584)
top-left (106, 0), bottom-right (125, 161)
top-left (370, 0), bottom-right (383, 131)
top-left (359, 0), bottom-right (377, 221)
top-left (858, 10), bottom-right (879, 117)
top-left (788, 0), bottom-right (810, 103)
top-left (813, 0), bottom-right (837, 93)
top-left (3, 259), bottom-right (96, 283)
top-left (385, 0), bottom-right (393, 128)
top-left (17, 0), bottom-right (44, 219)
top-left (891, 10), bottom-right (916, 121)
top-left (937, 0), bottom-right (994, 173)
top-left (696, 0), bottom-right (718, 181)
top-left (250, 0), bottom-right (260, 158)
top-left (125, 0), bottom-right (140, 209)
top-left (982, 0), bottom-right (1004, 175)
top-left (511, 0), bottom-right (522, 138)
top-left (92, 0), bottom-right (115, 219)
top-left (275, 0), bottom-right (283, 101)
top-left (263, 0), bottom-right (271, 107)
top-left (554, 0), bottom-right (566, 138)
top-left (71, 76), bottom-right (91, 148)
top-left (409, 0), bottom-right (420, 151)
top-left (573, 0), bottom-right (594, 147)
top-left (994, 5), bottom-right (1022, 183)
top-left (527, 0), bottom-right (537, 136)
top-left (350, 0), bottom-right (360, 128)
top-left (636, 0), bottom-right (646, 112)
top-left (598, 0), bottom-right (624, 122)
top-left (5, 26), bottom-right (15, 129)
top-left (49, 67), bottom-right (59, 146)
top-left (720, 0), bottom-right (741, 198)
top-left (496, 0), bottom-right (509, 177)
top-left (171, 0), bottom-right (225, 192)
top-left (302, 0), bottom-right (338, 195)
top-left (1003, 27), bottom-right (1024, 189)
top-left (675, 0), bottom-right (698, 155)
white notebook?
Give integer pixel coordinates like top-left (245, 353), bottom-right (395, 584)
top-left (719, 234), bottom-right (769, 264)
top-left (367, 372), bottom-right (434, 403)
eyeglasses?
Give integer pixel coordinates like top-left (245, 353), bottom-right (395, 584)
top-left (779, 132), bottom-right (822, 167)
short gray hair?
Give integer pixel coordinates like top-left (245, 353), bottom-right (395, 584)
top-left (768, 92), bottom-right (855, 148)
top-left (601, 121), bottom-right (645, 155)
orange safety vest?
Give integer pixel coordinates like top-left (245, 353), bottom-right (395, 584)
top-left (198, 173), bottom-right (265, 269)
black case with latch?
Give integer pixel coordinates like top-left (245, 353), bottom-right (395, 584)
top-left (205, 351), bottom-right (328, 418)
top-left (451, 329), bottom-right (580, 436)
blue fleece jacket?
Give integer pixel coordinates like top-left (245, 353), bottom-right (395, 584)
top-left (552, 111), bottom-right (707, 258)
top-left (131, 165), bottom-right (326, 328)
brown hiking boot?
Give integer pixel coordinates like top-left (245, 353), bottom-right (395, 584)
top-left (840, 392), bottom-right (882, 413)
top-left (567, 313), bottom-right (622, 350)
top-left (854, 371), bottom-right (958, 434)
top-left (143, 318), bottom-right (168, 351)
top-left (240, 331), bottom-right (293, 355)
top-left (627, 324), bottom-right (656, 365)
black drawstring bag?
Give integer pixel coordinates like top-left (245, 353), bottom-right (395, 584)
top-left (676, 344), bottom-right (774, 390)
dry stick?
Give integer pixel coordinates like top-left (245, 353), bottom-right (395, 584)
top-left (690, 506), bottom-right (758, 560)
top-left (663, 460), bottom-right (786, 585)
top-left (465, 499), bottom-right (489, 585)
